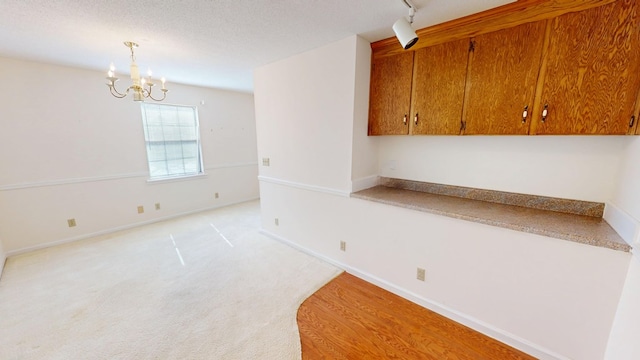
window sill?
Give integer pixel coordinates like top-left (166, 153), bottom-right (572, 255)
top-left (146, 173), bottom-right (207, 184)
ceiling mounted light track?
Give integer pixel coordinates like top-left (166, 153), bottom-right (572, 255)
top-left (393, 0), bottom-right (419, 50)
top-left (106, 41), bottom-right (168, 102)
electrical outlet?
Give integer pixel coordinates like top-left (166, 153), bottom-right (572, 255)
top-left (155, 203), bottom-right (161, 210)
top-left (215, 192), bottom-right (219, 199)
top-left (416, 268), bottom-right (426, 281)
top-left (67, 218), bottom-right (76, 227)
top-left (340, 241), bottom-right (346, 251)
top-left (262, 158), bottom-right (270, 166)
top-left (274, 218), bottom-right (279, 226)
top-left (137, 205), bottom-right (144, 214)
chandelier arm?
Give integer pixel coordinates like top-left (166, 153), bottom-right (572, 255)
top-left (108, 84), bottom-right (128, 98)
top-left (143, 84), bottom-right (167, 102)
top-left (146, 90), bottom-right (167, 102)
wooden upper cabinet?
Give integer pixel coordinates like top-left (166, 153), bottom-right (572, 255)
top-left (410, 39), bottom-right (469, 135)
top-left (532, 0), bottom-right (640, 135)
top-left (368, 52), bottom-right (414, 135)
top-left (463, 21), bottom-right (546, 135)
top-left (367, 0), bottom-right (640, 136)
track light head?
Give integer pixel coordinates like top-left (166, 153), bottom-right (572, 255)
top-left (393, 0), bottom-right (418, 50)
top-left (393, 17), bottom-right (418, 50)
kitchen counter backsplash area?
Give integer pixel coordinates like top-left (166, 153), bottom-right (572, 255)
top-left (352, 178), bottom-right (629, 252)
top-left (379, 178), bottom-right (604, 217)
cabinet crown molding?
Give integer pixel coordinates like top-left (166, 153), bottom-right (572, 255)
top-left (372, 0), bottom-right (615, 59)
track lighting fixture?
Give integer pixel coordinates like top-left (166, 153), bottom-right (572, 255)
top-left (393, 0), bottom-right (418, 50)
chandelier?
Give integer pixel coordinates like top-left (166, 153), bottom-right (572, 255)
top-left (106, 41), bottom-right (168, 101)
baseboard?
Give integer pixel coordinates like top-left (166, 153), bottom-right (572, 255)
top-left (259, 229), bottom-right (348, 271)
top-left (7, 197), bottom-right (259, 257)
top-left (345, 269), bottom-right (569, 360)
top-left (260, 228), bottom-right (569, 360)
top-left (351, 175), bottom-right (379, 193)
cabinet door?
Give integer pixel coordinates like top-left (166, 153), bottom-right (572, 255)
top-left (368, 52), bottom-right (414, 135)
top-left (410, 39), bottom-right (469, 135)
top-left (533, 0), bottom-right (640, 135)
top-left (463, 21), bottom-right (546, 135)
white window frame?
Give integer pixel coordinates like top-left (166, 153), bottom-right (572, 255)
top-left (140, 103), bottom-right (205, 181)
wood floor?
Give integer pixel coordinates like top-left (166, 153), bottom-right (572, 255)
top-left (297, 273), bottom-right (536, 360)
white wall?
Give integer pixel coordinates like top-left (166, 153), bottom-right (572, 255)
top-left (0, 57), bottom-right (259, 254)
top-left (611, 138), bottom-right (640, 223)
top-left (378, 135), bottom-right (627, 202)
top-left (254, 36), bottom-right (360, 193)
top-left (260, 182), bottom-right (629, 360)
top-left (0, 235), bottom-right (5, 278)
top-left (254, 35), bottom-right (378, 193)
top-left (607, 256), bottom-right (640, 360)
top-left (605, 137), bottom-right (640, 360)
top-left (254, 35), bottom-right (633, 359)
top-left (350, 37), bottom-right (378, 191)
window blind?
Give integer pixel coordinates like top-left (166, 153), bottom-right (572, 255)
top-left (140, 103), bottom-right (203, 179)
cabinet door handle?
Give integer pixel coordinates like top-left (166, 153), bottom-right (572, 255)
top-left (630, 115), bottom-right (636, 128)
top-left (541, 103), bottom-right (549, 123)
top-left (403, 114), bottom-right (407, 125)
top-left (414, 113), bottom-right (419, 126)
top-left (522, 106), bottom-right (529, 123)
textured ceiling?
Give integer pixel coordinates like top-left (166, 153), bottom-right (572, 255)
top-left (0, 0), bottom-right (513, 93)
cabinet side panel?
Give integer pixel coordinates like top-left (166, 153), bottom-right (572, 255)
top-left (464, 21), bottom-right (546, 135)
top-left (537, 0), bottom-right (640, 135)
top-left (368, 52), bottom-right (414, 135)
top-left (633, 81), bottom-right (640, 135)
top-left (411, 39), bottom-right (469, 135)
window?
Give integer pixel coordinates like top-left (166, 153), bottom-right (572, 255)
top-left (140, 103), bottom-right (203, 180)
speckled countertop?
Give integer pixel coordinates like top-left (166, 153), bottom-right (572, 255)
top-left (352, 185), bottom-right (630, 252)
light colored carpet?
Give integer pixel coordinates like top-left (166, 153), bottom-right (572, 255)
top-left (0, 200), bottom-right (341, 359)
